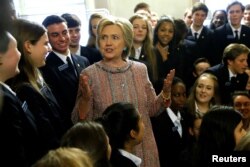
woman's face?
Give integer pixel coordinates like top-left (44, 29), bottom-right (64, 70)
top-left (171, 83), bottom-right (186, 111)
top-left (99, 25), bottom-right (125, 61)
top-left (233, 95), bottom-right (250, 120)
top-left (91, 18), bottom-right (102, 37)
top-left (28, 33), bottom-right (51, 68)
top-left (132, 18), bottom-right (148, 44)
top-left (157, 21), bottom-right (174, 46)
top-left (195, 76), bottom-right (215, 104)
top-left (0, 33), bottom-right (21, 81)
top-left (234, 121), bottom-right (246, 146)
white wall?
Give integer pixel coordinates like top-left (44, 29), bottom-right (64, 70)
top-left (86, 0), bottom-right (193, 19)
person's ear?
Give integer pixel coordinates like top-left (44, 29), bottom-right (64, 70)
top-left (189, 127), bottom-right (194, 136)
top-left (24, 41), bottom-right (32, 54)
top-left (130, 129), bottom-right (137, 139)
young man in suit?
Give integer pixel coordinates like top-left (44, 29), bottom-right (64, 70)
top-left (206, 43), bottom-right (250, 105)
top-left (40, 15), bottom-right (89, 130)
top-left (61, 13), bottom-right (102, 65)
top-left (185, 2), bottom-right (214, 65)
top-left (213, 1), bottom-right (250, 65)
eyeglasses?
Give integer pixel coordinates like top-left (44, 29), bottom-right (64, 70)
top-left (234, 102), bottom-right (250, 108)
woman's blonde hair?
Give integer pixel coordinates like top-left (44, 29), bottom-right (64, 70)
top-left (32, 147), bottom-right (93, 167)
top-left (186, 73), bottom-right (220, 116)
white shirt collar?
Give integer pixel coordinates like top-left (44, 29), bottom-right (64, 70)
top-left (118, 149), bottom-right (142, 167)
top-left (134, 46), bottom-right (142, 60)
top-left (53, 50), bottom-right (72, 64)
top-left (166, 108), bottom-right (182, 137)
top-left (76, 47), bottom-right (81, 56)
top-left (191, 25), bottom-right (203, 36)
top-left (228, 68), bottom-right (236, 79)
top-left (229, 23), bottom-right (242, 35)
top-left (166, 108), bottom-right (181, 123)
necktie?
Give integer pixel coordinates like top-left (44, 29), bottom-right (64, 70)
top-left (194, 32), bottom-right (198, 40)
top-left (66, 56), bottom-right (77, 77)
top-left (175, 120), bottom-right (182, 137)
top-left (234, 30), bottom-right (239, 40)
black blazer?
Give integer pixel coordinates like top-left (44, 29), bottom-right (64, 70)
top-left (178, 39), bottom-right (199, 93)
top-left (0, 84), bottom-right (39, 167)
top-left (206, 63), bottom-right (248, 105)
top-left (80, 46), bottom-right (103, 65)
top-left (185, 26), bottom-right (214, 65)
top-left (151, 109), bottom-right (189, 167)
top-left (40, 52), bottom-right (89, 130)
top-left (213, 23), bottom-right (250, 65)
top-left (110, 149), bottom-right (137, 167)
top-left (153, 46), bottom-right (183, 94)
top-left (16, 84), bottom-right (64, 149)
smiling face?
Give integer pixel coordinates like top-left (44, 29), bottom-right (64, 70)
top-left (192, 10), bottom-right (207, 28)
top-left (157, 21), bottom-right (174, 47)
top-left (27, 33), bottom-right (51, 68)
top-left (233, 95), bottom-right (250, 120)
top-left (212, 11), bottom-right (227, 28)
top-left (0, 33), bottom-right (21, 82)
top-left (99, 25), bottom-right (125, 62)
top-left (47, 22), bottom-right (70, 55)
top-left (195, 75), bottom-right (215, 105)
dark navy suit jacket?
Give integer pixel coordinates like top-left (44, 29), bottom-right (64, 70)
top-left (40, 52), bottom-right (89, 130)
top-left (80, 46), bottom-right (102, 65)
top-left (213, 23), bottom-right (250, 65)
top-left (206, 63), bottom-right (248, 105)
top-left (110, 149), bottom-right (137, 167)
top-left (151, 109), bottom-right (189, 167)
top-left (0, 84), bottom-right (39, 167)
top-left (185, 26), bottom-right (214, 65)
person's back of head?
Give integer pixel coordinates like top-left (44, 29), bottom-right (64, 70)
top-left (61, 13), bottom-right (81, 28)
top-left (32, 147), bottom-right (93, 167)
top-left (61, 121), bottom-right (111, 167)
top-left (134, 2), bottom-right (151, 14)
top-left (198, 105), bottom-right (244, 164)
top-left (100, 102), bottom-right (143, 150)
top-left (0, 0), bottom-right (16, 31)
top-left (174, 18), bottom-right (188, 44)
top-left (42, 15), bottom-right (66, 28)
